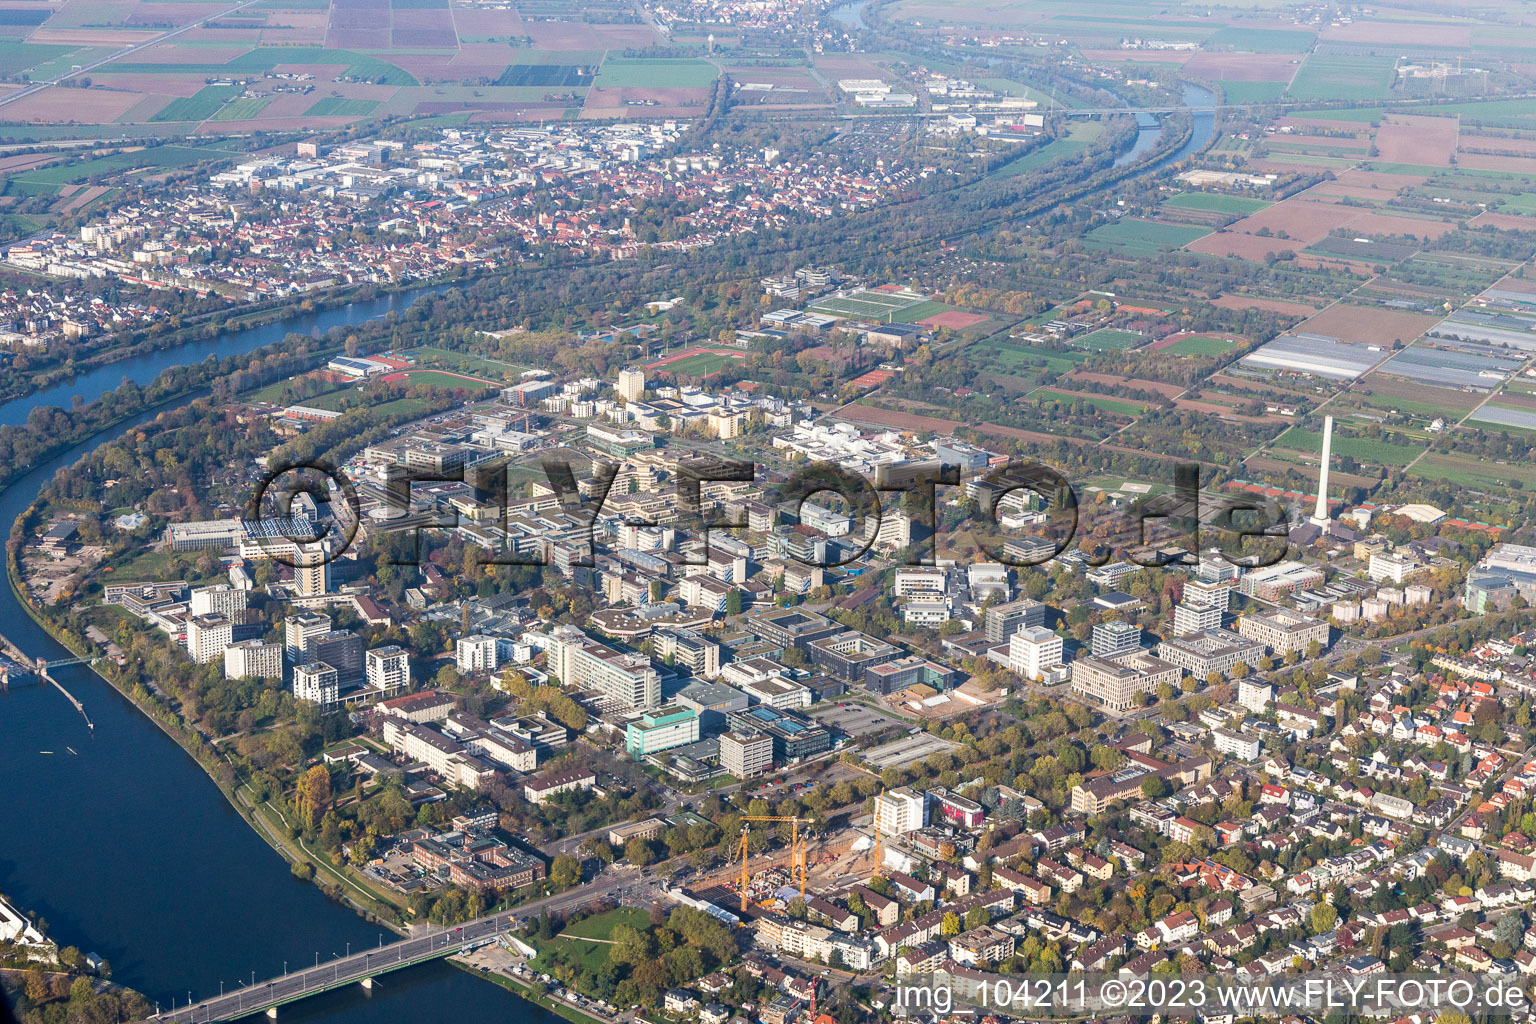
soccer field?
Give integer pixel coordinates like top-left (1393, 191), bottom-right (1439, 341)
top-left (808, 289), bottom-right (925, 319)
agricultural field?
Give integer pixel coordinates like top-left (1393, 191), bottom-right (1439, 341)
top-left (1286, 56), bottom-right (1398, 101)
top-left (1083, 218), bottom-right (1210, 255)
top-left (1272, 425), bottom-right (1423, 466)
top-left (1205, 27), bottom-right (1316, 52)
top-left (990, 122), bottom-right (1104, 177)
top-left (1162, 193), bottom-right (1271, 216)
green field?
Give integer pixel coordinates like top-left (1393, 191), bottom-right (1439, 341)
top-left (809, 290), bottom-right (924, 318)
top-left (109, 47), bottom-right (418, 86)
top-left (560, 907), bottom-right (649, 940)
top-left (1220, 81), bottom-right (1288, 104)
top-left (991, 122), bottom-right (1103, 177)
top-left (973, 336), bottom-right (1087, 373)
top-left (1413, 452), bottom-right (1536, 489)
top-left (651, 350), bottom-right (741, 376)
top-left (1273, 425), bottom-right (1421, 465)
top-left (1073, 328), bottom-right (1146, 351)
top-left (0, 40), bottom-right (71, 75)
top-left (150, 85), bottom-right (242, 122)
top-left (1037, 389), bottom-right (1147, 416)
top-left (409, 346), bottom-right (529, 379)
top-left (1163, 193), bottom-right (1271, 215)
top-left (593, 58), bottom-right (718, 88)
top-left (7, 145), bottom-right (239, 189)
top-left (1206, 27), bottom-right (1316, 51)
top-left (212, 96), bottom-right (271, 121)
top-left (305, 97), bottom-right (380, 117)
top-left (1287, 56), bottom-right (1397, 101)
top-left (893, 299), bottom-right (958, 323)
top-left (1165, 335), bottom-right (1237, 356)
top-left (1084, 218), bottom-right (1210, 255)
top-left (398, 370), bottom-right (499, 390)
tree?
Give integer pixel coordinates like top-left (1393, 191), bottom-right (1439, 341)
top-left (726, 588), bottom-right (742, 615)
top-left (1310, 901), bottom-right (1338, 934)
top-left (296, 765), bottom-right (331, 830)
top-left (965, 906), bottom-right (990, 930)
top-left (550, 854), bottom-right (582, 888)
top-left (941, 911), bottom-right (961, 938)
top-left (625, 836), bottom-right (657, 866)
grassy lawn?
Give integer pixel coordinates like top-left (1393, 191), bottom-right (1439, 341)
top-left (410, 345), bottom-right (530, 378)
top-left (1163, 193), bottom-right (1271, 215)
top-left (398, 369), bottom-right (499, 389)
top-left (990, 122), bottom-right (1103, 177)
top-left (1036, 388), bottom-right (1147, 416)
top-left (653, 351), bottom-right (741, 376)
top-left (892, 299), bottom-right (957, 323)
top-left (560, 907), bottom-right (650, 940)
top-left (1412, 452), bottom-right (1536, 489)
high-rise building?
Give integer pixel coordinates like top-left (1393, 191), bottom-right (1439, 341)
top-left (1183, 578), bottom-right (1231, 611)
top-left (295, 553), bottom-right (330, 597)
top-left (284, 611), bottom-right (332, 661)
top-left (1006, 626), bottom-right (1062, 682)
top-left (719, 730), bottom-right (773, 778)
top-left (310, 630), bottom-right (364, 685)
top-left (186, 613), bottom-right (234, 664)
top-left (224, 639), bottom-right (282, 680)
top-left (366, 646), bottom-right (411, 693)
top-left (293, 662), bottom-right (339, 707)
top-left (985, 598), bottom-right (1047, 643)
top-left (190, 583), bottom-right (247, 617)
top-left (1171, 602), bottom-right (1223, 636)
top-left (624, 708), bottom-right (700, 758)
top-left (616, 369), bottom-right (645, 403)
top-left (875, 787), bottom-right (929, 836)
top-left (457, 635), bottom-right (500, 674)
top-left (545, 625), bottom-right (659, 710)
top-left (1090, 620), bottom-right (1141, 658)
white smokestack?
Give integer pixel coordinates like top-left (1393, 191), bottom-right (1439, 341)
top-left (1311, 414), bottom-right (1334, 526)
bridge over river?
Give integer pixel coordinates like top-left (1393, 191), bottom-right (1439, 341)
top-left (151, 913), bottom-right (519, 1022)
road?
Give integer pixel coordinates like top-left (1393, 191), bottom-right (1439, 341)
top-left (154, 872), bottom-right (661, 1022)
top-left (0, 0), bottom-right (266, 111)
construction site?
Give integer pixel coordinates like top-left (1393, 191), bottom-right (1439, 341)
top-left (686, 820), bottom-right (880, 922)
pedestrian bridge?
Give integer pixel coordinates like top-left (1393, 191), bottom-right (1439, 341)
top-left (150, 913), bottom-right (518, 1022)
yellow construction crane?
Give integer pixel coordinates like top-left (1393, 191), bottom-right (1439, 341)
top-left (737, 814), bottom-right (817, 911)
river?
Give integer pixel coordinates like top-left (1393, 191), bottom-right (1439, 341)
top-left (0, 286), bottom-right (444, 429)
top-left (0, 294), bottom-right (554, 1024)
top-left (1113, 81), bottom-right (1217, 169)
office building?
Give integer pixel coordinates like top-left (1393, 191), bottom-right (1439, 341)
top-left (1171, 602), bottom-right (1223, 636)
top-left (876, 787), bottom-right (929, 836)
top-left (985, 598), bottom-right (1046, 643)
top-left (190, 583), bottom-right (246, 617)
top-left (1237, 608), bottom-right (1329, 656)
top-left (720, 730), bottom-right (774, 778)
top-left (1007, 626), bottom-right (1062, 682)
top-left (676, 680), bottom-right (750, 734)
top-left (806, 631), bottom-right (902, 686)
top-left (625, 707), bottom-right (701, 758)
top-left (545, 625), bottom-right (660, 710)
top-left (310, 630), bottom-right (364, 685)
top-left (1090, 621), bottom-right (1142, 658)
top-left (1070, 652), bottom-right (1182, 712)
top-left (616, 368), bottom-right (645, 403)
top-left (1155, 629), bottom-right (1265, 678)
top-left (726, 705), bottom-right (830, 763)
top-left (652, 628), bottom-right (720, 678)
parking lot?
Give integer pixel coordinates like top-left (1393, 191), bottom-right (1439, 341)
top-left (863, 731), bottom-right (963, 769)
top-left (809, 701), bottom-right (903, 738)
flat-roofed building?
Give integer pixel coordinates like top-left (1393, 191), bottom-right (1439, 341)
top-left (626, 707), bottom-right (701, 758)
top-left (293, 662), bottom-right (339, 707)
top-left (676, 680), bottom-right (750, 734)
top-left (382, 717), bottom-right (497, 790)
top-left (1091, 620), bottom-right (1142, 658)
top-left (1071, 652), bottom-right (1182, 711)
top-left (284, 611), bottom-right (332, 661)
top-left (726, 705), bottom-right (830, 763)
top-left (366, 646), bottom-right (411, 693)
top-left (720, 730), bottom-right (774, 778)
top-left (186, 613), bottom-right (234, 664)
top-left (1156, 628), bottom-right (1265, 678)
top-left (545, 624), bottom-right (660, 710)
top-left (1237, 608), bottom-right (1329, 656)
top-left (1171, 602), bottom-right (1223, 636)
top-left (985, 598), bottom-right (1046, 643)
top-left (1239, 560), bottom-right (1325, 602)
top-left (1007, 626), bottom-right (1062, 682)
top-left (225, 639), bottom-right (281, 680)
top-left (652, 628), bottom-right (721, 678)
top-left (876, 787), bottom-right (929, 836)
top-left (807, 631), bottom-right (902, 686)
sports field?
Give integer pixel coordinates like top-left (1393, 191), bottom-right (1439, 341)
top-left (1072, 328), bottom-right (1146, 351)
top-left (809, 289), bottom-right (927, 319)
top-left (1164, 335), bottom-right (1237, 356)
top-left (646, 346), bottom-right (746, 377)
